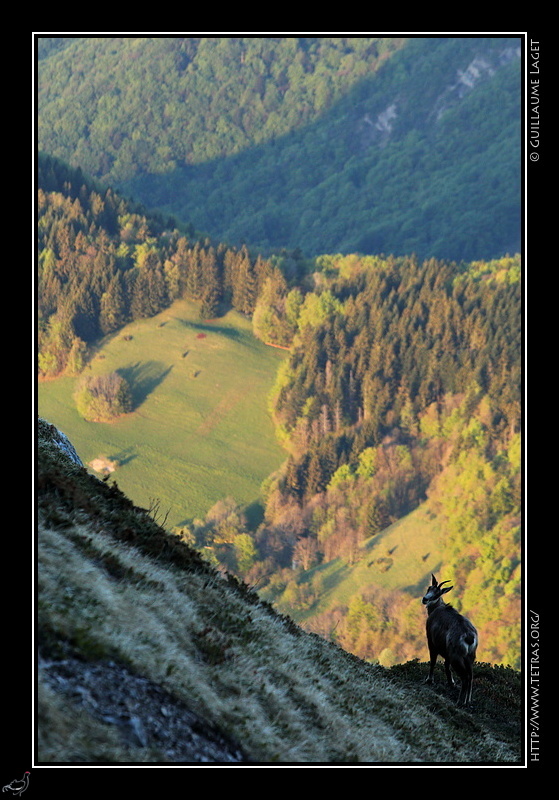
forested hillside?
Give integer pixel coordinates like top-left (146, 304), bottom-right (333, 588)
top-left (37, 154), bottom-right (298, 378)
top-left (37, 37), bottom-right (77, 59)
top-left (37, 36), bottom-right (521, 261)
top-left (185, 253), bottom-right (522, 669)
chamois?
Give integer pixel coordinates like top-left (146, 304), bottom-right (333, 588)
top-left (422, 574), bottom-right (478, 707)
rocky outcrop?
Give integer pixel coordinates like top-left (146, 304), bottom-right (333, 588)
top-left (433, 47), bottom-right (521, 121)
top-left (40, 657), bottom-right (249, 763)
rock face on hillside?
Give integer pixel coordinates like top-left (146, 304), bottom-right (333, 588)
top-left (39, 656), bottom-right (249, 763)
top-left (36, 418), bottom-right (523, 764)
top-left (41, 420), bottom-right (83, 466)
top-left (432, 45), bottom-right (521, 121)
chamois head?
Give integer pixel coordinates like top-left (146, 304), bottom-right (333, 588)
top-left (422, 574), bottom-right (453, 607)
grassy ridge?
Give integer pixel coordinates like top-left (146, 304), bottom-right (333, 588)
top-left (38, 300), bottom-right (287, 524)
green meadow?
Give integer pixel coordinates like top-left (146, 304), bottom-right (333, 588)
top-left (278, 503), bottom-right (444, 625)
top-left (338, 506), bottom-right (439, 599)
top-left (38, 300), bottom-right (288, 525)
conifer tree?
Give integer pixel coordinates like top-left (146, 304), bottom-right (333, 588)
top-left (366, 497), bottom-right (390, 535)
top-left (232, 246), bottom-right (257, 315)
top-left (129, 268), bottom-right (152, 319)
top-left (99, 272), bottom-right (126, 334)
top-left (198, 247), bottom-right (221, 318)
top-left (186, 243), bottom-right (204, 300)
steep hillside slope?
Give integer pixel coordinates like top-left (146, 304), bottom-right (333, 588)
top-left (36, 419), bottom-right (522, 764)
top-left (37, 36), bottom-right (521, 261)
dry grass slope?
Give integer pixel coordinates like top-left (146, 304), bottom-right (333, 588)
top-left (36, 418), bottom-right (523, 764)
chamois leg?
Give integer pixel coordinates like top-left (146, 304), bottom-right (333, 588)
top-left (444, 659), bottom-right (455, 687)
top-left (425, 648), bottom-right (438, 684)
top-left (455, 660), bottom-right (473, 707)
top-left (459, 662), bottom-right (473, 707)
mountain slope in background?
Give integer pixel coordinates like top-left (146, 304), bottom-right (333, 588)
top-left (37, 36), bottom-right (521, 262)
top-left (36, 154), bottom-right (521, 674)
top-left (37, 418), bottom-right (522, 763)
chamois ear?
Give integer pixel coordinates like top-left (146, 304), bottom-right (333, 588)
top-left (431, 574), bottom-right (438, 586)
top-left (440, 585), bottom-right (453, 595)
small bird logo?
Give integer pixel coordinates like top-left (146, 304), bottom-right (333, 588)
top-left (2, 773), bottom-right (30, 796)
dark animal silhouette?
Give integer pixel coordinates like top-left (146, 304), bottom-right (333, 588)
top-left (422, 574), bottom-right (478, 707)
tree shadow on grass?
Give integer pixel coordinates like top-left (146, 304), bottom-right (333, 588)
top-left (109, 446), bottom-right (137, 466)
top-left (181, 319), bottom-right (242, 341)
top-left (311, 560), bottom-right (352, 595)
top-left (119, 361), bottom-right (173, 410)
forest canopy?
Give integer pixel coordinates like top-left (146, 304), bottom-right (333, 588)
top-left (37, 36), bottom-right (521, 262)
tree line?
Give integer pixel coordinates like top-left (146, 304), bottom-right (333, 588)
top-left (37, 153), bottom-right (301, 378)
